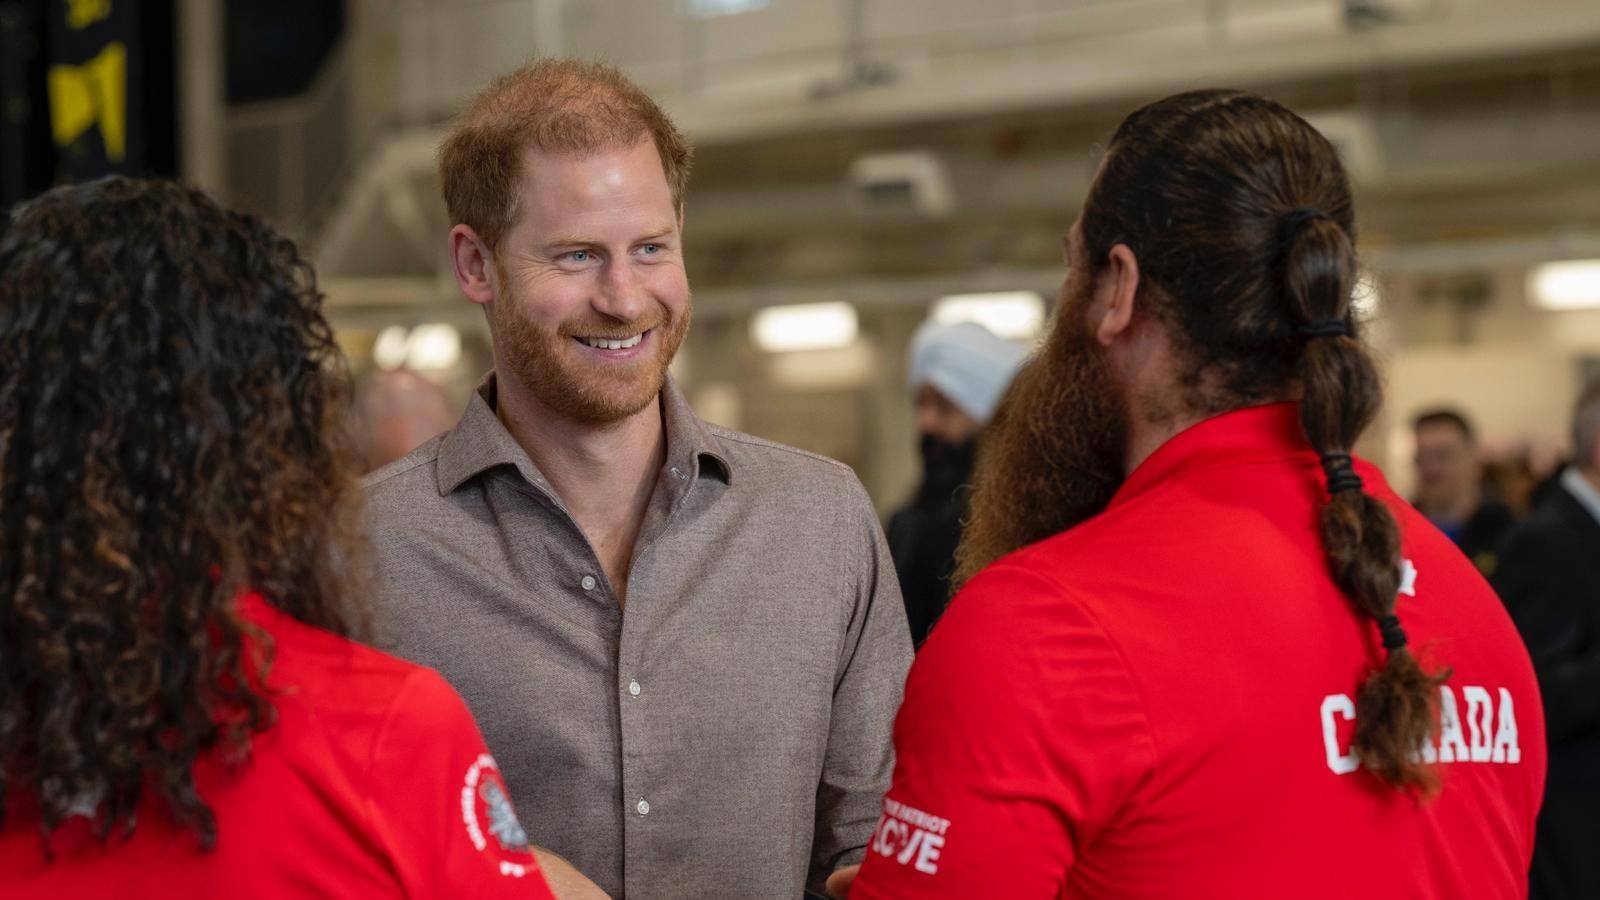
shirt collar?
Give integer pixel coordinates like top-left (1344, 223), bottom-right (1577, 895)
top-left (1109, 402), bottom-right (1323, 510)
top-left (1560, 466), bottom-right (1600, 527)
top-left (435, 372), bottom-right (732, 497)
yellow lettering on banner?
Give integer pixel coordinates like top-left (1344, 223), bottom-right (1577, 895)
top-left (46, 41), bottom-right (127, 162)
top-left (66, 0), bottom-right (114, 30)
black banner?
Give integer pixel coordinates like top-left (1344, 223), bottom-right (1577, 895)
top-left (47, 0), bottom-right (142, 180)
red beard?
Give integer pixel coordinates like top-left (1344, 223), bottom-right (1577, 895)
top-left (491, 289), bottom-right (691, 426)
top-left (953, 293), bottom-right (1130, 586)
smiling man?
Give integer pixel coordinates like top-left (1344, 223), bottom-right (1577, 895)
top-left (362, 60), bottom-right (911, 899)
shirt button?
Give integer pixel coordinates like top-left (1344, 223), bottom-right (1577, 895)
top-left (670, 466), bottom-right (683, 479)
top-left (628, 679), bottom-right (641, 697)
top-left (636, 799), bottom-right (651, 816)
top-left (580, 575), bottom-right (597, 591)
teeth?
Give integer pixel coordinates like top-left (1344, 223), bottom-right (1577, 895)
top-left (582, 333), bottom-right (644, 350)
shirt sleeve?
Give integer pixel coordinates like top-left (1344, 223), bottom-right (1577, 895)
top-left (365, 666), bottom-right (557, 900)
top-left (809, 476), bottom-right (915, 890)
top-left (851, 563), bottom-right (1154, 899)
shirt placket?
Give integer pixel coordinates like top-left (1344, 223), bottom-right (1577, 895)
top-left (617, 457), bottom-right (698, 898)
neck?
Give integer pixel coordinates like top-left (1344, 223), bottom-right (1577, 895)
top-left (1122, 406), bottom-right (1209, 477)
top-left (494, 369), bottom-right (666, 603)
top-left (1108, 327), bottom-right (1223, 478)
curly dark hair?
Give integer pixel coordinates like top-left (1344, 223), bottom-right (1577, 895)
top-left (0, 177), bottom-right (366, 851)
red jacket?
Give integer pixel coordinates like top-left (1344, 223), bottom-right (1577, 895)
top-left (2, 593), bottom-right (556, 899)
top-left (855, 403), bottom-right (1545, 899)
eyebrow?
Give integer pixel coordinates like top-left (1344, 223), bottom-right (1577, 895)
top-left (542, 226), bottom-right (677, 251)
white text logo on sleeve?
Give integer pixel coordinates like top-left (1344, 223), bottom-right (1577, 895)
top-left (461, 754), bottom-right (533, 878)
top-left (870, 797), bottom-right (950, 875)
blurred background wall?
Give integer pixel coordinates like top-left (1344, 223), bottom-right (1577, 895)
top-left (6, 0), bottom-right (1600, 513)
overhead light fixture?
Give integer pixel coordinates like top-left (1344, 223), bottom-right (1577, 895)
top-left (373, 326), bottom-right (411, 370)
top-left (1530, 259), bottom-right (1600, 310)
top-left (751, 302), bottom-right (859, 353)
top-left (686, 0), bottom-right (769, 17)
top-left (932, 291), bottom-right (1046, 339)
top-left (372, 323), bottom-right (462, 371)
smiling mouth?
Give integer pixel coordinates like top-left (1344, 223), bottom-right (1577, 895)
top-left (576, 331), bottom-right (647, 350)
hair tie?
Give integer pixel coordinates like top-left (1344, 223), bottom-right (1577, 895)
top-left (1282, 206), bottom-right (1326, 229)
top-left (1377, 614), bottom-right (1409, 651)
top-left (1297, 319), bottom-right (1349, 339)
top-left (1320, 451), bottom-right (1364, 494)
top-left (1278, 206), bottom-right (1327, 247)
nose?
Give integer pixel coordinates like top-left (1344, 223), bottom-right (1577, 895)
top-left (592, 258), bottom-right (649, 323)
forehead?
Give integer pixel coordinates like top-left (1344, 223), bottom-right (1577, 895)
top-left (1416, 422), bottom-right (1471, 447)
top-left (915, 383), bottom-right (955, 405)
top-left (512, 139), bottom-right (675, 230)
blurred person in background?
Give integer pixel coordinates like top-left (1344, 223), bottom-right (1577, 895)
top-left (887, 320), bottom-right (1025, 647)
top-left (353, 367), bottom-right (459, 472)
top-left (1494, 378), bottom-right (1600, 900)
top-left (363, 59), bottom-right (910, 899)
top-left (841, 90), bottom-right (1544, 899)
top-left (1412, 407), bottom-right (1516, 576)
top-left (1486, 450), bottom-right (1546, 521)
top-left (0, 177), bottom-right (601, 898)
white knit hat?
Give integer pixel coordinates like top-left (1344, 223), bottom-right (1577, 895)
top-left (907, 320), bottom-right (1027, 425)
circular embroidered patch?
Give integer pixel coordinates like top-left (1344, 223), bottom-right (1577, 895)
top-left (461, 754), bottom-right (530, 854)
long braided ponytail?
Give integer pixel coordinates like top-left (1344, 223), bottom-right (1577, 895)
top-left (1080, 90), bottom-right (1447, 793)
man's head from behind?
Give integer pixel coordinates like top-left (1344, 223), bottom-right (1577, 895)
top-left (440, 59), bottom-right (694, 425)
top-left (960, 89), bottom-right (1372, 582)
top-left (1411, 408), bottom-right (1482, 514)
top-left (957, 90), bottom-right (1442, 793)
top-left (353, 369), bottom-right (459, 472)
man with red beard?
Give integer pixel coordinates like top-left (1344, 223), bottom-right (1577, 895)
top-left (363, 60), bottom-right (911, 899)
top-left (841, 90), bottom-right (1545, 899)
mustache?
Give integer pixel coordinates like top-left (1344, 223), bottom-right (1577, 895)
top-left (557, 314), bottom-right (671, 341)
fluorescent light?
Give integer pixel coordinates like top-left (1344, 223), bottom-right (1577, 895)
top-left (768, 343), bottom-right (877, 390)
top-left (1530, 259), bottom-right (1600, 310)
top-left (373, 325), bottom-right (411, 370)
top-left (371, 323), bottom-right (462, 371)
top-left (407, 324), bottom-right (461, 370)
top-left (751, 302), bottom-right (858, 353)
top-left (932, 291), bottom-right (1046, 339)
top-left (686, 0), bottom-right (769, 17)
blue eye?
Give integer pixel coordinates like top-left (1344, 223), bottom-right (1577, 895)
top-left (568, 250), bottom-right (592, 263)
top-left (640, 243), bottom-right (661, 255)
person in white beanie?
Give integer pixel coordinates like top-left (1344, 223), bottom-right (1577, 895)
top-left (887, 320), bottom-right (1027, 646)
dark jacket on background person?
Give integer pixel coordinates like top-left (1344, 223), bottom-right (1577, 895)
top-left (887, 438), bottom-right (975, 647)
top-left (1493, 471), bottom-right (1600, 900)
top-left (1444, 497), bottom-right (1517, 577)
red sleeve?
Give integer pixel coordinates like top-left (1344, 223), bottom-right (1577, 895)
top-left (365, 667), bottom-right (555, 899)
top-left (851, 564), bottom-right (1154, 898)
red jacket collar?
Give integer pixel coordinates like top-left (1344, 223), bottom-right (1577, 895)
top-left (1110, 402), bottom-right (1314, 510)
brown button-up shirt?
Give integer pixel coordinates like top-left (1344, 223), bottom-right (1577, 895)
top-left (362, 375), bottom-right (911, 899)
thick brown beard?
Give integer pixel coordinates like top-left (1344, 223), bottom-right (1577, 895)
top-left (492, 291), bottom-right (691, 426)
top-left (952, 294), bottom-right (1130, 587)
